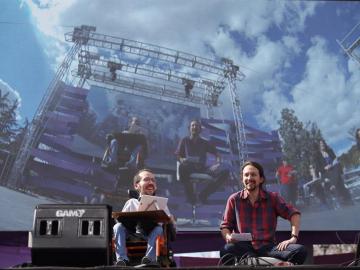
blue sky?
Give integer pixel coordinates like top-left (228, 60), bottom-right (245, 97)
top-left (0, 0), bottom-right (359, 155)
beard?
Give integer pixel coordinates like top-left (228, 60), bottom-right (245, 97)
top-left (142, 184), bottom-right (156, 195)
top-left (244, 181), bottom-right (259, 192)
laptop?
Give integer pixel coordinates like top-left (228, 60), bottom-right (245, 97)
top-left (138, 195), bottom-right (168, 212)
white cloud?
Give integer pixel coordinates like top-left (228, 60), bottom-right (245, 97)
top-left (27, 0), bottom-right (360, 149)
top-left (256, 88), bottom-right (290, 130)
top-left (236, 36), bottom-right (299, 121)
top-left (283, 1), bottom-right (318, 33)
top-left (24, 0), bottom-right (320, 61)
top-left (289, 36), bottom-right (360, 146)
top-left (24, 0), bottom-right (75, 39)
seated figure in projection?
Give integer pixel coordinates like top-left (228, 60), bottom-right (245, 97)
top-left (175, 119), bottom-right (229, 204)
top-left (102, 116), bottom-right (148, 170)
top-left (102, 133), bottom-right (118, 171)
top-left (125, 116), bottom-right (149, 138)
top-left (113, 169), bottom-right (176, 266)
top-left (101, 125), bottom-right (148, 190)
top-left (102, 133), bottom-right (147, 168)
top-left (220, 161), bottom-right (307, 265)
top-left (315, 139), bottom-right (353, 206)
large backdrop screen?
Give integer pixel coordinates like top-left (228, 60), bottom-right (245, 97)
top-left (1, 83), bottom-right (360, 231)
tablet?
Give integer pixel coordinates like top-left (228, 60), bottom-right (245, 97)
top-left (138, 195), bottom-right (168, 212)
top-left (232, 233), bottom-right (253, 241)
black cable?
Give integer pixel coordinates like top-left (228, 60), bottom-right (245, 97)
top-left (217, 253), bottom-right (236, 266)
top-left (235, 252), bottom-right (255, 266)
top-left (338, 231), bottom-right (360, 267)
top-left (335, 231), bottom-right (347, 245)
top-left (255, 256), bottom-right (277, 266)
top-left (341, 257), bottom-right (359, 267)
top-left (352, 232), bottom-right (360, 266)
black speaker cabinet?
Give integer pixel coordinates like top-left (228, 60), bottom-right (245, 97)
top-left (28, 204), bottom-right (112, 267)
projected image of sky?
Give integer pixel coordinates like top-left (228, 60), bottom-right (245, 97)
top-left (0, 0), bottom-right (360, 231)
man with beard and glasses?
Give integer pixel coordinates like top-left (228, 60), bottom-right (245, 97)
top-left (113, 169), bottom-right (175, 266)
top-left (220, 161), bottom-right (307, 265)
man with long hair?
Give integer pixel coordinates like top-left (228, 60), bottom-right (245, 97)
top-left (220, 161), bottom-right (307, 265)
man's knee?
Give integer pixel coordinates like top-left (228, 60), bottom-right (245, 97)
top-left (292, 244), bottom-right (307, 264)
top-left (113, 222), bottom-right (126, 235)
top-left (220, 244), bottom-right (234, 257)
top-left (178, 163), bottom-right (192, 180)
top-left (285, 244), bottom-right (307, 265)
top-left (221, 243), bottom-right (240, 255)
top-left (150, 225), bottom-right (163, 237)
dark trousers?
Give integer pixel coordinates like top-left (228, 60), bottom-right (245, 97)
top-left (324, 165), bottom-right (353, 205)
top-left (220, 241), bottom-right (307, 265)
top-left (178, 162), bottom-right (229, 204)
top-left (280, 182), bottom-right (298, 206)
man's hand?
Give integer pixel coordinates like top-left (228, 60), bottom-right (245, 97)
top-left (225, 233), bottom-right (236, 244)
top-left (276, 236), bottom-right (297, 251)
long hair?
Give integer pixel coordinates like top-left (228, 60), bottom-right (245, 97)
top-left (241, 161), bottom-right (266, 188)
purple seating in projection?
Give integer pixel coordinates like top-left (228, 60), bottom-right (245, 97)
top-left (29, 161), bottom-right (116, 197)
top-left (56, 105), bottom-right (83, 116)
top-left (27, 175), bottom-right (93, 201)
top-left (64, 85), bottom-right (89, 96)
top-left (26, 84), bottom-right (120, 202)
top-left (59, 95), bottom-right (87, 111)
top-left (47, 111), bottom-right (80, 124)
top-left (44, 114), bottom-right (79, 135)
top-left (247, 141), bottom-right (279, 150)
top-left (30, 148), bottom-right (117, 188)
top-left (40, 133), bottom-right (73, 150)
top-left (31, 148), bottom-right (94, 175)
top-left (202, 126), bottom-right (226, 137)
top-left (208, 136), bottom-right (228, 148)
top-left (45, 118), bottom-right (74, 135)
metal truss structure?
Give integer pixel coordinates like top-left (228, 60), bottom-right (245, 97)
top-left (337, 22), bottom-right (360, 66)
top-left (8, 25), bottom-right (247, 187)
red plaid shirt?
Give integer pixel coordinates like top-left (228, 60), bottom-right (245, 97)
top-left (220, 189), bottom-right (300, 249)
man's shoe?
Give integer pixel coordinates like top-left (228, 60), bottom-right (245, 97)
top-left (115, 259), bottom-right (129, 266)
top-left (141, 256), bottom-right (153, 265)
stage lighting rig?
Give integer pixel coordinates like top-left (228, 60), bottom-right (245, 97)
top-left (337, 22), bottom-right (360, 66)
top-left (107, 61), bottom-right (123, 81)
top-left (72, 25), bottom-right (96, 45)
top-left (8, 25), bottom-right (248, 189)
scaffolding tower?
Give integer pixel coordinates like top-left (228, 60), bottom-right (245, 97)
top-left (337, 22), bottom-right (360, 66)
top-left (8, 25), bottom-right (247, 187)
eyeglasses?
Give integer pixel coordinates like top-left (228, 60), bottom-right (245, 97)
top-left (142, 177), bottom-right (156, 182)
